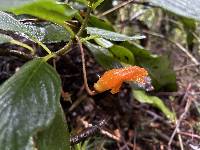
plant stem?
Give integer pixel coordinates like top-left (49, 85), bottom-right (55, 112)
top-left (55, 5), bottom-right (92, 56)
top-left (55, 39), bottom-right (73, 56)
top-left (43, 53), bottom-right (56, 61)
top-left (35, 39), bottom-right (52, 54)
top-left (0, 49), bottom-right (34, 60)
top-left (11, 39), bottom-right (35, 54)
top-left (63, 23), bottom-right (75, 38)
top-left (76, 35), bottom-right (96, 96)
top-left (77, 7), bottom-right (92, 37)
top-left (80, 35), bottom-right (99, 43)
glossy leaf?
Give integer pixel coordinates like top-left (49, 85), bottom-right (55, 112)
top-left (94, 37), bottom-right (113, 48)
top-left (0, 58), bottom-right (69, 150)
top-left (133, 90), bottom-right (175, 121)
top-left (0, 12), bottom-right (70, 43)
top-left (149, 0), bottom-right (200, 21)
top-left (121, 42), bottom-right (177, 91)
top-left (35, 107), bottom-right (70, 150)
top-left (0, 33), bottom-right (13, 44)
top-left (18, 22), bottom-right (70, 43)
top-left (0, 11), bottom-right (40, 41)
top-left (87, 27), bottom-right (146, 41)
top-left (0, 11), bottom-right (29, 35)
top-left (42, 24), bottom-right (70, 43)
top-left (109, 45), bottom-right (135, 65)
top-left (10, 0), bottom-right (77, 26)
top-left (84, 41), bottom-right (121, 69)
top-left (40, 23), bottom-right (70, 43)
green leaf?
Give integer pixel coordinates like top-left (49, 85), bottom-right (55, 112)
top-left (92, 0), bottom-right (105, 9)
top-left (0, 58), bottom-right (69, 150)
top-left (139, 56), bottom-right (177, 91)
top-left (35, 108), bottom-right (70, 150)
top-left (0, 11), bottom-right (40, 41)
top-left (0, 33), bottom-right (34, 53)
top-left (88, 15), bottom-right (114, 31)
top-left (40, 23), bottom-right (70, 43)
top-left (84, 41), bottom-right (121, 69)
top-left (179, 17), bottom-right (196, 50)
top-left (10, 0), bottom-right (77, 26)
top-left (133, 90), bottom-right (175, 121)
top-left (87, 27), bottom-right (145, 41)
top-left (121, 42), bottom-right (177, 91)
top-left (0, 12), bottom-right (69, 43)
top-left (121, 42), bottom-right (151, 57)
top-left (75, 0), bottom-right (89, 6)
top-left (0, 33), bottom-right (13, 44)
top-left (149, 0), bottom-right (200, 21)
top-left (94, 37), bottom-right (113, 48)
top-left (18, 22), bottom-right (70, 43)
top-left (0, 0), bottom-right (35, 10)
top-left (0, 11), bottom-right (28, 35)
top-left (109, 45), bottom-right (135, 65)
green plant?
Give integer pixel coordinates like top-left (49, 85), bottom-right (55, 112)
top-left (1, 0), bottom-right (199, 149)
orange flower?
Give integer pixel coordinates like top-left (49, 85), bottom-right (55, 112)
top-left (94, 66), bottom-right (151, 94)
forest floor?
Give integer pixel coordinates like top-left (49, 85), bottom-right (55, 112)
top-left (61, 35), bottom-right (200, 149)
top-left (0, 31), bottom-right (200, 150)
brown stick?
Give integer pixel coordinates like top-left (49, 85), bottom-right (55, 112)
top-left (143, 30), bottom-right (199, 65)
top-left (98, 0), bottom-right (155, 17)
top-left (168, 84), bottom-right (192, 150)
top-left (75, 36), bottom-right (97, 96)
top-left (177, 131), bottom-right (200, 140)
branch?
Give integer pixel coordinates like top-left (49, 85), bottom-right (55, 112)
top-left (168, 84), bottom-right (192, 150)
top-left (143, 30), bottom-right (199, 65)
top-left (98, 0), bottom-right (155, 17)
top-left (0, 49), bottom-right (34, 60)
top-left (76, 36), bottom-right (96, 96)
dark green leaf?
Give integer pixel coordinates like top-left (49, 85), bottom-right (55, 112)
top-left (121, 42), bottom-right (151, 57)
top-left (179, 17), bottom-right (196, 50)
top-left (121, 42), bottom-right (177, 91)
top-left (35, 107), bottom-right (70, 150)
top-left (84, 41), bottom-right (121, 69)
top-left (19, 22), bottom-right (70, 43)
top-left (10, 0), bottom-right (77, 25)
top-left (133, 90), bottom-right (175, 121)
top-left (139, 56), bottom-right (177, 91)
top-left (109, 45), bottom-right (135, 65)
top-left (149, 0), bottom-right (200, 21)
top-left (87, 27), bottom-right (145, 41)
top-left (0, 58), bottom-right (69, 150)
top-left (88, 15), bottom-right (114, 31)
top-left (40, 23), bottom-right (70, 43)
